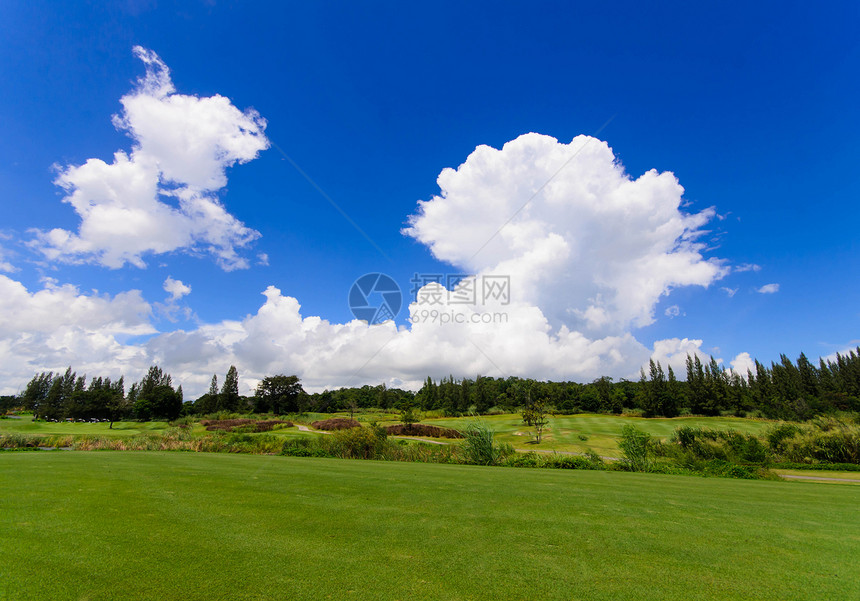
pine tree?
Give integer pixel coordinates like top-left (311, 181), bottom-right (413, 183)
top-left (220, 366), bottom-right (240, 412)
top-left (665, 365), bottom-right (680, 417)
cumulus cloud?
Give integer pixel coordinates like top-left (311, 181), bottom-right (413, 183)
top-left (757, 283), bottom-right (780, 294)
top-left (650, 337), bottom-right (712, 374)
top-left (0, 275), bottom-right (154, 393)
top-left (0, 277), bottom-right (668, 397)
top-left (664, 305), bottom-right (682, 318)
top-left (404, 133), bottom-right (727, 334)
top-left (140, 284), bottom-right (658, 396)
top-left (3, 133), bottom-right (737, 396)
top-left (729, 351), bottom-right (755, 376)
top-left (163, 276), bottom-right (191, 301)
top-left (155, 276), bottom-right (193, 322)
top-left (32, 46), bottom-right (268, 270)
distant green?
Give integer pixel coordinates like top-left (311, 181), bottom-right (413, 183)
top-left (0, 416), bottom-right (175, 437)
top-left (424, 413), bottom-right (775, 455)
top-left (1, 452), bottom-right (857, 601)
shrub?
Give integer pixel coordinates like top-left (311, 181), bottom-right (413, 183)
top-left (501, 452), bottom-right (544, 468)
top-left (311, 418), bottom-right (361, 431)
top-left (326, 426), bottom-right (388, 459)
top-left (384, 424), bottom-right (463, 438)
top-left (700, 459), bottom-right (759, 480)
top-left (768, 418), bottom-right (860, 464)
top-left (543, 454), bottom-right (605, 470)
top-left (765, 423), bottom-right (801, 454)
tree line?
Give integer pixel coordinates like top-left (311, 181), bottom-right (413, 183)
top-left (10, 347), bottom-right (860, 422)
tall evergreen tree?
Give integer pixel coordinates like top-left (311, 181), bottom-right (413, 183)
top-left (220, 365), bottom-right (240, 412)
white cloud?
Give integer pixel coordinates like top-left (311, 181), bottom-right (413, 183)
top-left (728, 351), bottom-right (755, 376)
top-left (0, 275), bottom-right (154, 394)
top-left (664, 304), bottom-right (682, 318)
top-left (32, 46), bottom-right (268, 271)
top-left (163, 276), bottom-right (191, 301)
top-left (0, 276), bottom-right (669, 397)
top-left (143, 284), bottom-right (659, 395)
top-left (0, 239), bottom-right (17, 273)
top-left (2, 133), bottom-right (737, 397)
top-left (757, 283), bottom-right (780, 294)
top-left (650, 337), bottom-right (712, 375)
top-left (734, 263), bottom-right (761, 273)
top-left (404, 133), bottom-right (727, 334)
top-left (721, 286), bottom-right (738, 297)
top-left (155, 276), bottom-right (193, 322)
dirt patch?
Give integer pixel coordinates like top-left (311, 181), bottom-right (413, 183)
top-left (310, 418), bottom-right (362, 431)
top-left (384, 424), bottom-right (463, 438)
top-left (201, 419), bottom-right (293, 432)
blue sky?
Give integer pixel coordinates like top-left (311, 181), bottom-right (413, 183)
top-left (0, 1), bottom-right (858, 396)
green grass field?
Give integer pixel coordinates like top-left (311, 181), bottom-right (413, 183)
top-left (1, 452), bottom-right (857, 600)
top-left (773, 468), bottom-right (860, 485)
top-left (0, 416), bottom-right (176, 437)
top-left (0, 412), bottom-right (786, 457)
top-left (404, 413), bottom-right (776, 456)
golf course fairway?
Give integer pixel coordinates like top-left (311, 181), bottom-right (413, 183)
top-left (1, 452), bottom-right (857, 600)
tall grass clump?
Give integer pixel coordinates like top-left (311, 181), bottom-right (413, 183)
top-left (460, 421), bottom-right (513, 465)
top-left (670, 426), bottom-right (771, 465)
top-left (618, 425), bottom-right (657, 472)
top-left (776, 417), bottom-right (860, 464)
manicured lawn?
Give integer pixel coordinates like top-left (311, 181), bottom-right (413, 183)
top-left (0, 416), bottom-right (176, 437)
top-left (775, 469), bottom-right (860, 485)
top-left (1, 452), bottom-right (857, 600)
top-left (1, 413), bottom-right (780, 457)
top-left (423, 413), bottom-right (777, 455)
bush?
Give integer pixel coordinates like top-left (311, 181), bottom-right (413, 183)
top-left (765, 423), bottom-right (801, 454)
top-left (384, 424), bottom-right (463, 438)
top-left (769, 418), bottom-right (860, 464)
top-left (501, 452), bottom-right (544, 468)
top-left (670, 426), bottom-right (771, 465)
top-left (700, 459), bottom-right (759, 480)
top-left (543, 453), bottom-right (605, 470)
top-left (311, 418), bottom-right (361, 431)
top-left (326, 426), bottom-right (388, 459)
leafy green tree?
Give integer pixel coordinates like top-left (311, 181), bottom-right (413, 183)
top-left (150, 385), bottom-right (182, 420)
top-left (254, 374), bottom-right (303, 414)
top-left (520, 385), bottom-right (549, 444)
top-left (105, 377), bottom-right (128, 428)
top-left (133, 365), bottom-right (180, 420)
top-left (21, 371), bottom-right (53, 412)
